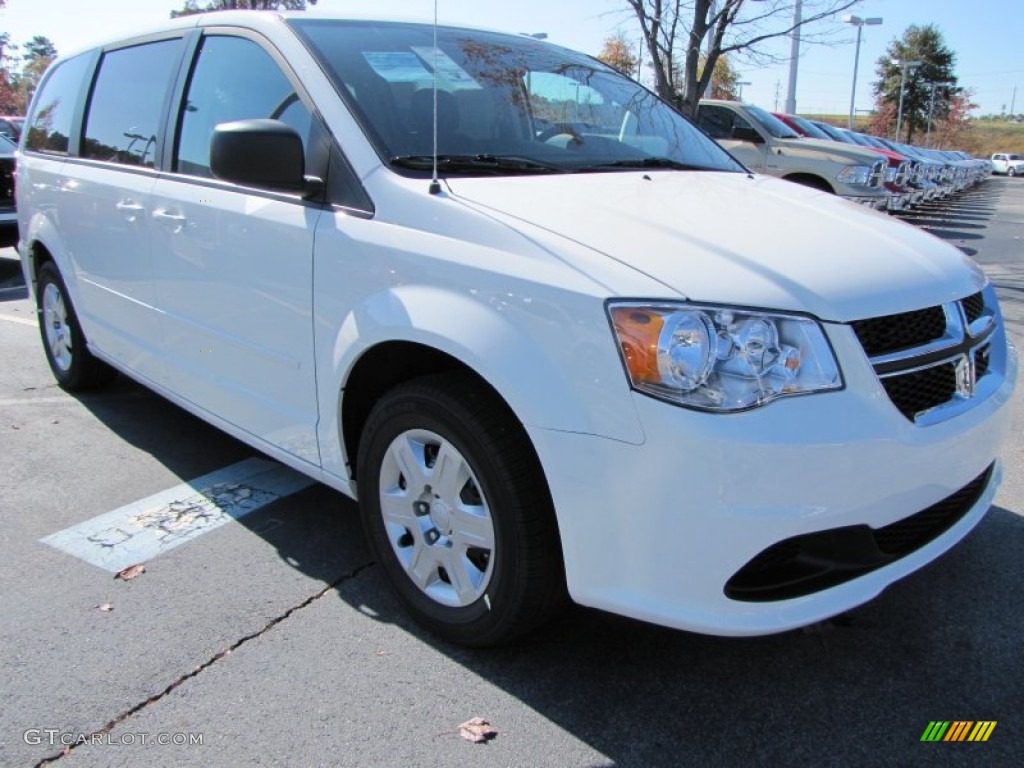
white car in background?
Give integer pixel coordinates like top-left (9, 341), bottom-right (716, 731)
top-left (990, 152), bottom-right (1024, 176)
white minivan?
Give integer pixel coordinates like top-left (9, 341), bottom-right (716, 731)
top-left (17, 10), bottom-right (1016, 646)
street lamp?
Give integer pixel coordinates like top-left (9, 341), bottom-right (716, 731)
top-left (735, 81), bottom-right (752, 101)
top-left (844, 15), bottom-right (882, 130)
top-left (895, 59), bottom-right (922, 142)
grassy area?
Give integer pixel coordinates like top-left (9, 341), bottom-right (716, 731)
top-left (800, 115), bottom-right (1024, 157)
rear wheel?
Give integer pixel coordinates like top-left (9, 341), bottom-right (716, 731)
top-left (1009, 167), bottom-right (1017, 177)
top-left (357, 373), bottom-right (566, 646)
top-left (36, 261), bottom-right (116, 391)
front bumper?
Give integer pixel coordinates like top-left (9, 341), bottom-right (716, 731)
top-left (841, 193), bottom-right (890, 210)
top-left (532, 320), bottom-right (1017, 636)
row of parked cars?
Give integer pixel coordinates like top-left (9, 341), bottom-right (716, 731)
top-left (694, 99), bottom-right (990, 214)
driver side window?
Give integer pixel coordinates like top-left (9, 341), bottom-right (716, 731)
top-left (175, 35), bottom-right (313, 178)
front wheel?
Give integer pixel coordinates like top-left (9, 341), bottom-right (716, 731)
top-left (36, 261), bottom-right (116, 391)
top-left (357, 373), bottom-right (566, 646)
top-left (1008, 167), bottom-right (1018, 177)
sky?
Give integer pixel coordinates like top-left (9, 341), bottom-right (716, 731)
top-left (1, 0), bottom-right (1021, 117)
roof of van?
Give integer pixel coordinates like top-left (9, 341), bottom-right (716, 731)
top-left (55, 9), bottom-right (537, 60)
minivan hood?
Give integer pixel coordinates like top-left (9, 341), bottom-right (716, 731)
top-left (448, 170), bottom-right (983, 322)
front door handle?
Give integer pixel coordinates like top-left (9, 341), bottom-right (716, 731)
top-left (115, 199), bottom-right (144, 222)
top-left (152, 209), bottom-right (187, 234)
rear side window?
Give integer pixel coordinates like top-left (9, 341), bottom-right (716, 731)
top-left (696, 106), bottom-right (748, 140)
top-left (82, 39), bottom-right (181, 167)
top-left (175, 35), bottom-right (312, 178)
top-left (24, 54), bottom-right (91, 155)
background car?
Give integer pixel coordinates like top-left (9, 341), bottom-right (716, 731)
top-left (0, 133), bottom-right (18, 248)
top-left (0, 115), bottom-right (24, 142)
top-left (990, 152), bottom-right (1024, 176)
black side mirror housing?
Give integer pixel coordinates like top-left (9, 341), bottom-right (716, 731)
top-left (731, 125), bottom-right (764, 144)
top-left (211, 118), bottom-right (310, 194)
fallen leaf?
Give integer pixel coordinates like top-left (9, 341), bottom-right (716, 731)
top-left (96, 603), bottom-right (113, 612)
top-left (458, 717), bottom-right (497, 744)
top-left (115, 564), bottom-right (146, 581)
top-left (11, 425), bottom-right (19, 430)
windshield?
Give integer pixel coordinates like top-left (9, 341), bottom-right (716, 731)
top-left (743, 105), bottom-right (800, 139)
top-left (290, 20), bottom-right (743, 176)
top-left (786, 115), bottom-right (830, 140)
top-left (812, 121), bottom-right (852, 143)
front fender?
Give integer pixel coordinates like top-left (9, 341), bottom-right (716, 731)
top-left (316, 283), bottom-right (645, 481)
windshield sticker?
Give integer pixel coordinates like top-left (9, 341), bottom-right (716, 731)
top-left (411, 46), bottom-right (482, 90)
top-left (362, 52), bottom-right (433, 84)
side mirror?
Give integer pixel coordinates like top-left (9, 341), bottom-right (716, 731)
top-left (211, 118), bottom-right (312, 194)
top-left (731, 125), bottom-right (764, 144)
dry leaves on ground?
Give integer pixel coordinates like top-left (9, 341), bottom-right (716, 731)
top-left (459, 717), bottom-right (497, 743)
top-left (115, 564), bottom-right (146, 581)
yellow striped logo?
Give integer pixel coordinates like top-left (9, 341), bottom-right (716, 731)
top-left (921, 721), bottom-right (997, 742)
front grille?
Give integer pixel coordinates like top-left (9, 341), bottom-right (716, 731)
top-left (869, 160), bottom-right (886, 188)
top-left (0, 157), bottom-right (14, 210)
top-left (881, 363), bottom-right (957, 420)
top-left (975, 344), bottom-right (991, 379)
top-left (725, 464), bottom-right (993, 602)
top-left (851, 306), bottom-right (946, 357)
top-left (875, 465), bottom-right (992, 554)
top-left (851, 292), bottom-right (997, 423)
top-left (963, 292), bottom-right (984, 324)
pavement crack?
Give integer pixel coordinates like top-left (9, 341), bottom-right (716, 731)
top-left (33, 561), bottom-right (375, 766)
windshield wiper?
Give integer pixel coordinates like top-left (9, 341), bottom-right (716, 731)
top-left (390, 154), bottom-right (566, 174)
top-left (577, 157), bottom-right (717, 171)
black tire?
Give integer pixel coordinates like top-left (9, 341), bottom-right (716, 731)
top-left (1009, 167), bottom-right (1018, 177)
top-left (36, 261), bottom-right (116, 391)
top-left (356, 372), bottom-right (566, 647)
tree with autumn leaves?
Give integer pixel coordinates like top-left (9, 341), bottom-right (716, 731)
top-left (0, 30), bottom-right (58, 115)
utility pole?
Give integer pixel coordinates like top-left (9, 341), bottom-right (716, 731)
top-left (1011, 85), bottom-right (1018, 117)
top-left (774, 80), bottom-right (782, 111)
top-left (784, 0), bottom-right (802, 114)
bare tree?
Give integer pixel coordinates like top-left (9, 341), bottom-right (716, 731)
top-left (625, 1), bottom-right (860, 115)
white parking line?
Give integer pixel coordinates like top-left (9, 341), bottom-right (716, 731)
top-left (0, 313), bottom-right (37, 327)
top-left (41, 457), bottom-right (316, 573)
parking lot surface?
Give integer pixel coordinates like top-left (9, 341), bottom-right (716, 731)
top-left (2, 178), bottom-right (1023, 767)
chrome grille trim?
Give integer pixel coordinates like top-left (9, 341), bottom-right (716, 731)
top-left (851, 291), bottom-right (999, 424)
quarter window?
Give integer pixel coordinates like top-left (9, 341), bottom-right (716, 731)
top-left (82, 39), bottom-right (181, 167)
top-left (176, 36), bottom-right (313, 178)
top-left (24, 54), bottom-right (91, 155)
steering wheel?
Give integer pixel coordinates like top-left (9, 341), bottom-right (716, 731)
top-left (536, 123), bottom-right (583, 145)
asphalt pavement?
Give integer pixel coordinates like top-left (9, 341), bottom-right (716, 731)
top-left (1, 178), bottom-right (1022, 768)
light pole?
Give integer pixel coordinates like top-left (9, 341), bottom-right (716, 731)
top-left (844, 15), bottom-right (882, 130)
top-left (784, 0), bottom-right (802, 114)
top-left (735, 81), bottom-right (751, 101)
top-left (895, 59), bottom-right (922, 142)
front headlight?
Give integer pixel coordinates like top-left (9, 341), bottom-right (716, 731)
top-left (608, 303), bottom-right (843, 411)
top-left (836, 164), bottom-right (872, 186)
